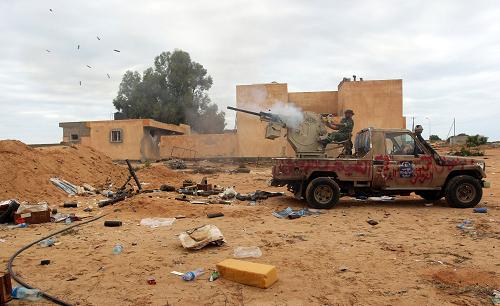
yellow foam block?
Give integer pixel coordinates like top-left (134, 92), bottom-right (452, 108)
top-left (216, 259), bottom-right (278, 289)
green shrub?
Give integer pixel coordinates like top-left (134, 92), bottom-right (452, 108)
top-left (466, 135), bottom-right (488, 147)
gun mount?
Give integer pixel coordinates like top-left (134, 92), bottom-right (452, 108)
top-left (227, 106), bottom-right (328, 157)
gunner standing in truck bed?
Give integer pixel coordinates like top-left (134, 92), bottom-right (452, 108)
top-left (320, 109), bottom-right (355, 146)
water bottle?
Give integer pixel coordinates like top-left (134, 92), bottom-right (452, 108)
top-left (182, 268), bottom-right (205, 281)
top-left (15, 223), bottom-right (28, 228)
top-left (11, 286), bottom-right (42, 301)
top-left (112, 244), bottom-right (123, 255)
top-left (65, 217), bottom-right (72, 225)
top-left (38, 238), bottom-right (56, 247)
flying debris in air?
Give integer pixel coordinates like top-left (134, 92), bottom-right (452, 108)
top-left (113, 49), bottom-right (121, 53)
top-left (86, 65), bottom-right (92, 68)
top-left (96, 36), bottom-right (101, 40)
top-left (49, 9), bottom-right (53, 13)
top-left (107, 74), bottom-right (111, 79)
top-left (79, 81), bottom-right (82, 86)
top-left (45, 49), bottom-right (51, 53)
top-left (77, 45), bottom-right (80, 50)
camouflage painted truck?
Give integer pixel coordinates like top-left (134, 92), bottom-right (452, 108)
top-left (227, 107), bottom-right (489, 209)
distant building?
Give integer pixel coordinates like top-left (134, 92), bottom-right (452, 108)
top-left (59, 119), bottom-right (190, 160)
top-left (447, 134), bottom-right (469, 146)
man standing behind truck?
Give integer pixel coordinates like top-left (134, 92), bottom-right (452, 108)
top-left (319, 109), bottom-right (355, 146)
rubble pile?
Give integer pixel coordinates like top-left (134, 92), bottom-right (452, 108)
top-left (0, 140), bottom-right (128, 202)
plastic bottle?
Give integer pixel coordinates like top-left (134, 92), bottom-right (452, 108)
top-left (65, 217), bottom-right (72, 225)
top-left (11, 286), bottom-right (42, 301)
top-left (15, 223), bottom-right (28, 228)
top-left (38, 238), bottom-right (56, 247)
top-left (182, 268), bottom-right (205, 281)
top-left (112, 244), bottom-right (123, 255)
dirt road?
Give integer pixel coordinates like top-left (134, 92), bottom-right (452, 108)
top-left (1, 149), bottom-right (498, 305)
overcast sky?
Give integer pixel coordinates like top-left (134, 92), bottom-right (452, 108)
top-left (1, 0), bottom-right (499, 143)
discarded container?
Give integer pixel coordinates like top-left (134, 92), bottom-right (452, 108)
top-left (1, 272), bottom-right (13, 304)
top-left (112, 244), bottom-right (123, 255)
top-left (367, 219), bottom-right (379, 226)
top-left (207, 212), bottom-right (224, 218)
top-left (140, 218), bottom-right (175, 228)
top-left (234, 246), bottom-right (262, 258)
top-left (147, 277), bottom-right (156, 285)
top-left (473, 207), bottom-right (488, 213)
top-left (182, 268), bottom-right (205, 281)
top-left (179, 224), bottom-right (225, 250)
top-left (11, 286), bottom-right (42, 301)
top-left (40, 260), bottom-right (51, 265)
top-left (104, 220), bottom-right (122, 227)
top-left (65, 217), bottom-right (72, 225)
top-left (14, 203), bottom-right (51, 224)
top-left (12, 223), bottom-right (28, 229)
top-left (38, 238), bottom-right (56, 247)
top-left (63, 202), bottom-right (78, 208)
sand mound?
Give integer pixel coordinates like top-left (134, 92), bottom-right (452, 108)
top-left (0, 140), bottom-right (129, 202)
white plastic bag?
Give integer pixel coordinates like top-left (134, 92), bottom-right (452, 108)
top-left (140, 217), bottom-right (175, 228)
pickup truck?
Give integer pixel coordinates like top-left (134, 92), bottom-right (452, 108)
top-left (271, 128), bottom-right (489, 209)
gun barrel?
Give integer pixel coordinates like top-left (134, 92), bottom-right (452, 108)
top-left (227, 106), bottom-right (261, 117)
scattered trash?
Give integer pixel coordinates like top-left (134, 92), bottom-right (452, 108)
top-left (457, 220), bottom-right (474, 230)
top-left (166, 159), bottom-right (186, 169)
top-left (104, 220), bottom-right (122, 227)
top-left (40, 260), bottom-right (51, 265)
top-left (83, 206), bottom-right (93, 212)
top-left (221, 187), bottom-right (237, 200)
top-left (209, 271), bottom-right (220, 282)
top-left (234, 246), bottom-right (262, 258)
top-left (175, 195), bottom-right (190, 202)
top-left (272, 207), bottom-right (322, 219)
top-left (65, 217), bottom-right (72, 225)
top-left (9, 223), bottom-right (28, 229)
top-left (192, 167), bottom-right (221, 174)
top-left (170, 271), bottom-right (184, 276)
top-left (63, 201), bottom-right (78, 208)
top-left (160, 184), bottom-right (176, 192)
top-left (473, 207), bottom-right (488, 213)
top-left (237, 190), bottom-right (284, 201)
top-left (424, 203), bottom-right (433, 207)
top-left (367, 219), bottom-right (379, 226)
top-left (339, 266), bottom-right (349, 272)
top-left (51, 213), bottom-right (70, 223)
top-left (231, 164), bottom-right (251, 174)
top-left (0, 199), bottom-right (20, 224)
top-left (146, 277), bottom-right (156, 285)
top-left (190, 200), bottom-right (207, 205)
top-left (38, 238), bottom-right (56, 247)
top-left (14, 202), bottom-right (51, 224)
top-left (175, 215), bottom-right (186, 219)
top-left (112, 244), bottom-right (123, 255)
top-left (367, 196), bottom-right (395, 202)
top-left (179, 224), bottom-right (225, 250)
top-left (50, 178), bottom-right (85, 195)
top-left (140, 218), bottom-right (175, 228)
top-left (216, 259), bottom-right (278, 289)
top-left (207, 212), bottom-right (224, 218)
top-left (182, 268), bottom-right (205, 281)
top-left (11, 286), bottom-right (42, 301)
top-left (491, 289), bottom-right (500, 305)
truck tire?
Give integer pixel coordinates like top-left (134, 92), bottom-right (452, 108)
top-left (305, 177), bottom-right (340, 209)
top-left (416, 191), bottom-right (443, 201)
top-left (445, 175), bottom-right (482, 208)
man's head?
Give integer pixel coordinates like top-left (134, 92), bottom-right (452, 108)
top-left (344, 109), bottom-right (354, 118)
top-left (415, 125), bottom-right (423, 134)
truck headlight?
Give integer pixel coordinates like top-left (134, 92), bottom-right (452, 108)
top-left (476, 162), bottom-right (485, 171)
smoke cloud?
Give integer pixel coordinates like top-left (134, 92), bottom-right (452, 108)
top-left (268, 101), bottom-right (304, 129)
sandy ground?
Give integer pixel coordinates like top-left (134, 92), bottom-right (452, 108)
top-left (1, 149), bottom-right (499, 306)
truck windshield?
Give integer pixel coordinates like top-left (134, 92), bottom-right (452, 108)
top-left (355, 130), bottom-right (371, 156)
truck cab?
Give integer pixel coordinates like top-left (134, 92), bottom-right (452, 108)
top-left (271, 128), bottom-right (488, 209)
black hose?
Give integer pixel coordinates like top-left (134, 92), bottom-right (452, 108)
top-left (7, 213), bottom-right (108, 305)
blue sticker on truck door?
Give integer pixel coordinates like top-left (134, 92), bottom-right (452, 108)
top-left (399, 161), bottom-right (413, 178)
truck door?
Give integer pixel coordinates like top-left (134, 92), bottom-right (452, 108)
top-left (379, 132), bottom-right (436, 189)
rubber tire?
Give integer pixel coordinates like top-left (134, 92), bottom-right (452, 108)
top-left (305, 177), bottom-right (340, 209)
top-left (416, 190), bottom-right (443, 201)
top-left (445, 175), bottom-right (482, 208)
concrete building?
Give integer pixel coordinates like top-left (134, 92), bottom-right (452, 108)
top-left (59, 119), bottom-right (189, 160)
top-left (161, 78), bottom-right (405, 158)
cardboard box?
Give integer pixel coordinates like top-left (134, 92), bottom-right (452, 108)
top-left (0, 273), bottom-right (12, 305)
top-left (14, 203), bottom-right (51, 224)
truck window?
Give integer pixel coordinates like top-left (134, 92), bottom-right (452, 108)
top-left (385, 132), bottom-right (423, 155)
top-left (355, 130), bottom-right (371, 156)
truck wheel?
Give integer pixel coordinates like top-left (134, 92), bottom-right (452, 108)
top-left (416, 191), bottom-right (443, 201)
top-left (305, 177), bottom-right (340, 209)
top-left (445, 175), bottom-right (482, 208)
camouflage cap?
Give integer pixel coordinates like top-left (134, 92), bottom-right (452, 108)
top-left (344, 109), bottom-right (355, 115)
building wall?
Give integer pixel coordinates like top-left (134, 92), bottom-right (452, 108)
top-left (160, 133), bottom-right (238, 158)
top-left (288, 91), bottom-right (338, 115)
top-left (337, 79), bottom-right (405, 137)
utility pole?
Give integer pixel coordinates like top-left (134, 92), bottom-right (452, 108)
top-left (412, 116), bottom-right (415, 131)
top-left (453, 117), bottom-right (455, 137)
